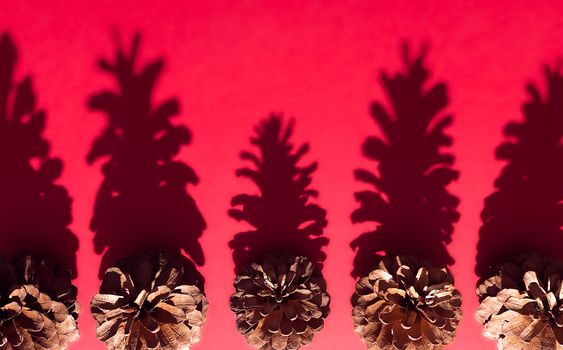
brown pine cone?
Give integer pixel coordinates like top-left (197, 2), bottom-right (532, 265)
top-left (230, 253), bottom-right (330, 350)
top-left (352, 255), bottom-right (462, 350)
top-left (0, 254), bottom-right (79, 350)
top-left (91, 253), bottom-right (208, 350)
top-left (476, 253), bottom-right (563, 349)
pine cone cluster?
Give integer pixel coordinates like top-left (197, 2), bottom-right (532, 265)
top-left (352, 255), bottom-right (462, 350)
top-left (91, 253), bottom-right (208, 350)
top-left (476, 253), bottom-right (563, 349)
top-left (0, 254), bottom-right (79, 350)
top-left (230, 253), bottom-right (330, 350)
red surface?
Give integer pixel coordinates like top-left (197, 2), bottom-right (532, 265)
top-left (1, 1), bottom-right (563, 349)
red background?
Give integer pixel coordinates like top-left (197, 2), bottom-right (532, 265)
top-left (1, 1), bottom-right (563, 349)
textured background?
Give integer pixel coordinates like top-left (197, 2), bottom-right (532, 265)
top-left (1, 1), bottom-right (563, 349)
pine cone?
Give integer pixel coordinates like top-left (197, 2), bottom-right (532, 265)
top-left (230, 254), bottom-right (330, 350)
top-left (476, 253), bottom-right (563, 349)
top-left (0, 254), bottom-right (79, 350)
top-left (91, 253), bottom-right (208, 350)
top-left (352, 255), bottom-right (462, 350)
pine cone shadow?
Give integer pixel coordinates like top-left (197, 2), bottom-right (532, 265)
top-left (228, 115), bottom-right (328, 274)
top-left (351, 43), bottom-right (460, 279)
top-left (87, 33), bottom-right (206, 289)
top-left (475, 64), bottom-right (563, 278)
top-left (0, 33), bottom-right (78, 276)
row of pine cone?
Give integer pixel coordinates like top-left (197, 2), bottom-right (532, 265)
top-left (91, 251), bottom-right (563, 350)
top-left (3, 251), bottom-right (562, 350)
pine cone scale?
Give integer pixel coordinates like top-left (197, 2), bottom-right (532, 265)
top-left (553, 325), bottom-right (563, 344)
top-left (521, 319), bottom-right (547, 342)
top-left (186, 310), bottom-right (205, 327)
top-left (1, 301), bottom-right (22, 318)
top-left (91, 294), bottom-right (126, 310)
top-left (18, 308), bottom-right (44, 332)
top-left (97, 319), bottom-right (120, 341)
top-left (168, 293), bottom-right (196, 311)
top-left (277, 332), bottom-right (295, 350)
top-left (3, 320), bottom-right (22, 346)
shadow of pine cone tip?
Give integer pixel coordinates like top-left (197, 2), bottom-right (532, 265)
top-left (476, 253), bottom-right (563, 350)
top-left (91, 253), bottom-right (208, 350)
top-left (0, 254), bottom-right (79, 350)
top-left (230, 253), bottom-right (330, 350)
top-left (352, 255), bottom-right (462, 350)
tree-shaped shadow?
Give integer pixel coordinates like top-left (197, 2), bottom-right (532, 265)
top-left (88, 34), bottom-right (206, 288)
top-left (228, 115), bottom-right (328, 274)
top-left (0, 33), bottom-right (78, 276)
top-left (351, 44), bottom-right (460, 279)
top-left (475, 64), bottom-right (563, 277)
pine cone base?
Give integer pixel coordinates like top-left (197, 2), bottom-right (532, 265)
top-left (91, 253), bottom-right (208, 350)
top-left (352, 255), bottom-right (462, 350)
top-left (230, 253), bottom-right (330, 350)
top-left (476, 253), bottom-right (563, 350)
top-left (0, 254), bottom-right (79, 350)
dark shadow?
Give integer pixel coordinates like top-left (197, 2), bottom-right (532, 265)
top-left (475, 64), bottom-right (563, 278)
top-left (228, 115), bottom-right (328, 274)
top-left (0, 33), bottom-right (78, 276)
top-left (351, 43), bottom-right (460, 279)
top-left (87, 33), bottom-right (205, 289)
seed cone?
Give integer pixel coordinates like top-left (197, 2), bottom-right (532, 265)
top-left (230, 253), bottom-right (330, 350)
top-left (0, 254), bottom-right (79, 350)
top-left (352, 255), bottom-right (462, 350)
top-left (91, 253), bottom-right (208, 350)
top-left (476, 253), bottom-right (563, 349)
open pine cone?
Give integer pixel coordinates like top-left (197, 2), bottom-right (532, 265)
top-left (230, 253), bottom-right (330, 350)
top-left (91, 253), bottom-right (208, 350)
top-left (352, 255), bottom-right (462, 350)
top-left (476, 253), bottom-right (563, 349)
top-left (0, 254), bottom-right (79, 350)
